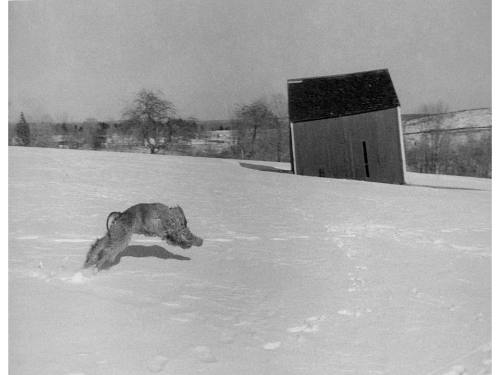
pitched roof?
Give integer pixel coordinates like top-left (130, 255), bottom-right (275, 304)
top-left (287, 69), bottom-right (400, 123)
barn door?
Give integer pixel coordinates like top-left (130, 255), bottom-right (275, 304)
top-left (346, 118), bottom-right (375, 180)
top-left (348, 135), bottom-right (371, 180)
top-left (362, 141), bottom-right (370, 178)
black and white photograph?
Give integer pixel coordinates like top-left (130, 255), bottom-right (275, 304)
top-left (7, 0), bottom-right (492, 374)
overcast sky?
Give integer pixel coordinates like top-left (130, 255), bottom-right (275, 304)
top-left (9, 0), bottom-right (491, 122)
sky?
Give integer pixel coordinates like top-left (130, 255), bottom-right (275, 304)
top-left (8, 0), bottom-right (491, 122)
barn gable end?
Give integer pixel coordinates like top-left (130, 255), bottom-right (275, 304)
top-left (288, 69), bottom-right (405, 184)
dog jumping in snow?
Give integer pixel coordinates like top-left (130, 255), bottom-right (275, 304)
top-left (84, 203), bottom-right (203, 270)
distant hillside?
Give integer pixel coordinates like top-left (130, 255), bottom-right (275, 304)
top-left (402, 108), bottom-right (491, 178)
top-left (401, 114), bottom-right (428, 122)
top-left (402, 108), bottom-right (491, 134)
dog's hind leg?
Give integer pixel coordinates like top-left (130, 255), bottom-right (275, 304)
top-left (84, 235), bottom-right (111, 268)
top-left (95, 231), bottom-right (132, 270)
top-left (95, 230), bottom-right (132, 270)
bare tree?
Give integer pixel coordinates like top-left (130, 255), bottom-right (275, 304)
top-left (92, 122), bottom-right (110, 150)
top-left (122, 90), bottom-right (176, 154)
top-left (418, 100), bottom-right (449, 115)
top-left (418, 100), bottom-right (450, 173)
top-left (234, 100), bottom-right (279, 160)
top-left (264, 94), bottom-right (289, 162)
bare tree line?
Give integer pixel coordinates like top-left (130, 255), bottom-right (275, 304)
top-left (9, 95), bottom-right (490, 178)
top-left (404, 102), bottom-right (491, 178)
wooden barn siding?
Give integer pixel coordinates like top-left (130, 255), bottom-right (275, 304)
top-left (293, 107), bottom-right (405, 184)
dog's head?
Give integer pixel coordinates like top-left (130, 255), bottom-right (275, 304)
top-left (164, 206), bottom-right (203, 249)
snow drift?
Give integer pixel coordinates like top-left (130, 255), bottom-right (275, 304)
top-left (9, 147), bottom-right (491, 374)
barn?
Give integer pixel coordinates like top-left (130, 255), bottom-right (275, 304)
top-left (287, 69), bottom-right (406, 184)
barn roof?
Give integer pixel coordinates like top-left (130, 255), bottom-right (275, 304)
top-left (287, 69), bottom-right (400, 123)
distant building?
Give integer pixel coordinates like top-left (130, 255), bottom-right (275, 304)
top-left (197, 120), bottom-right (234, 132)
top-left (288, 69), bottom-right (406, 184)
top-left (205, 130), bottom-right (236, 143)
top-left (189, 129), bottom-right (236, 153)
top-left (51, 134), bottom-right (70, 148)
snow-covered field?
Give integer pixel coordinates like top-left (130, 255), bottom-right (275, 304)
top-left (9, 147), bottom-right (491, 375)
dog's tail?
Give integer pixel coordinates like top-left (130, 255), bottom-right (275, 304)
top-left (106, 211), bottom-right (122, 233)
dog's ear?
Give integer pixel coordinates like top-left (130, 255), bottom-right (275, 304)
top-left (172, 206), bottom-right (187, 226)
top-left (179, 206), bottom-right (187, 225)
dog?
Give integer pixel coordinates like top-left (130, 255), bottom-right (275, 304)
top-left (84, 203), bottom-right (203, 270)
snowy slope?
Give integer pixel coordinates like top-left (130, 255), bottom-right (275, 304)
top-left (403, 108), bottom-right (491, 132)
top-left (9, 147), bottom-right (491, 375)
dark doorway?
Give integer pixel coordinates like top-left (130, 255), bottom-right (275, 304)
top-left (362, 141), bottom-right (370, 178)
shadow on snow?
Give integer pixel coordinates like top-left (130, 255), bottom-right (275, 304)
top-left (99, 245), bottom-right (191, 270)
top-left (239, 162), bottom-right (290, 174)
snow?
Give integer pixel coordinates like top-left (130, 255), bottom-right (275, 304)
top-left (9, 147), bottom-right (491, 374)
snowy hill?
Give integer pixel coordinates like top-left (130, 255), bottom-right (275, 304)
top-left (403, 108), bottom-right (491, 137)
top-left (9, 147), bottom-right (491, 375)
